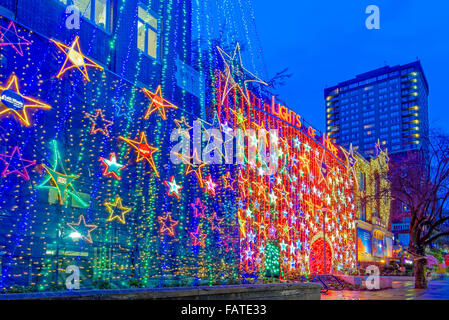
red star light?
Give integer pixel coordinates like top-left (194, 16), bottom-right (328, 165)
top-left (143, 85), bottom-right (178, 120)
top-left (191, 197), bottom-right (207, 218)
top-left (158, 212), bottom-right (179, 237)
top-left (84, 109), bottom-right (113, 136)
top-left (119, 132), bottom-right (159, 177)
top-left (190, 225), bottom-right (207, 248)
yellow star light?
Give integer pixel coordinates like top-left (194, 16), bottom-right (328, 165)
top-left (174, 148), bottom-right (206, 188)
top-left (105, 196), bottom-right (132, 224)
top-left (119, 132), bottom-right (159, 177)
top-left (0, 75), bottom-right (51, 126)
top-left (143, 85), bottom-right (178, 120)
top-left (51, 36), bottom-right (104, 82)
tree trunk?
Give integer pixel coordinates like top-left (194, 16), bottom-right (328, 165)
top-left (414, 251), bottom-right (427, 289)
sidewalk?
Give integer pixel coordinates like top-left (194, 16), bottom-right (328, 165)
top-left (322, 278), bottom-right (449, 300)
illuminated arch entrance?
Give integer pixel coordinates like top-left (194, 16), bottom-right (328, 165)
top-left (309, 233), bottom-right (334, 275)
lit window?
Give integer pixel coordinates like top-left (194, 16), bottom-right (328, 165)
top-left (67, 0), bottom-right (110, 31)
top-left (138, 6), bottom-right (159, 60)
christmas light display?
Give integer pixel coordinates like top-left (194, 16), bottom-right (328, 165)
top-left (119, 132), bottom-right (160, 178)
top-left (0, 2), bottom-right (359, 292)
top-left (50, 36), bottom-right (104, 81)
top-left (0, 21), bottom-right (31, 56)
top-left (163, 176), bottom-right (183, 199)
top-left (143, 85), bottom-right (178, 121)
top-left (67, 215), bottom-right (98, 244)
top-left (84, 109), bottom-right (114, 137)
top-left (0, 75), bottom-right (52, 126)
top-left (158, 212), bottom-right (179, 237)
top-left (0, 146), bottom-right (36, 181)
top-left (100, 153), bottom-right (125, 180)
top-left (104, 195), bottom-right (132, 224)
top-left (37, 141), bottom-right (88, 207)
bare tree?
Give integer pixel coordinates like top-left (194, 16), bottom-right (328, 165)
top-left (389, 130), bottom-right (449, 288)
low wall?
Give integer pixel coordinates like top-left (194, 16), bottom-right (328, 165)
top-left (0, 283), bottom-right (322, 300)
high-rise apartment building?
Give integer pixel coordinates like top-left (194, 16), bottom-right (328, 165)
top-left (325, 61), bottom-right (429, 158)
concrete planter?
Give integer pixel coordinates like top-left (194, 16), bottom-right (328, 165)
top-left (0, 283), bottom-right (322, 300)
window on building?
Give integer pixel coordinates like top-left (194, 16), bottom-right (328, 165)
top-left (360, 201), bottom-right (366, 221)
top-left (137, 6), bottom-right (159, 60)
top-left (66, 0), bottom-right (110, 31)
top-left (359, 173), bottom-right (366, 191)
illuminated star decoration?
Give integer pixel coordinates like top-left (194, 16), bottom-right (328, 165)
top-left (84, 109), bottom-right (113, 136)
top-left (205, 175), bottom-right (217, 196)
top-left (105, 195), bottom-right (132, 224)
top-left (158, 212), bottom-right (179, 237)
top-left (191, 197), bottom-right (207, 218)
top-left (119, 132), bottom-right (159, 177)
top-left (174, 116), bottom-right (192, 137)
top-left (143, 85), bottom-right (178, 120)
top-left (0, 75), bottom-right (52, 126)
top-left (222, 171), bottom-right (235, 190)
top-left (37, 140), bottom-right (87, 207)
top-left (207, 212), bottom-right (224, 233)
top-left (217, 43), bottom-right (268, 106)
top-left (0, 146), bottom-right (36, 181)
top-left (67, 215), bottom-right (98, 244)
top-left (341, 143), bottom-right (358, 185)
top-left (112, 97), bottom-right (133, 121)
top-left (315, 152), bottom-right (329, 187)
top-left (100, 152), bottom-right (124, 180)
top-left (0, 21), bottom-right (31, 56)
top-left (174, 149), bottom-right (206, 188)
top-left (164, 176), bottom-right (183, 199)
top-left (50, 36), bottom-right (104, 81)
top-left (190, 225), bottom-right (207, 248)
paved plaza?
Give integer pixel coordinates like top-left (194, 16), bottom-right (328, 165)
top-left (322, 278), bottom-right (449, 300)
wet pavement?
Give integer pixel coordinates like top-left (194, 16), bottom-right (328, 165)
top-left (321, 278), bottom-right (449, 300)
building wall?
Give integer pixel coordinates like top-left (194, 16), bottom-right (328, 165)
top-left (353, 149), bottom-right (392, 263)
top-left (325, 62), bottom-right (429, 158)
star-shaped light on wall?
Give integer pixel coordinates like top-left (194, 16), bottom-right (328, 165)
top-left (119, 132), bottom-right (159, 177)
top-left (104, 195), bottom-right (132, 224)
top-left (190, 225), bottom-right (207, 248)
top-left (100, 152), bottom-right (125, 180)
top-left (174, 149), bottom-right (206, 188)
top-left (67, 215), bottom-right (98, 244)
top-left (315, 152), bottom-right (329, 187)
top-left (158, 212), bottom-right (179, 237)
top-left (0, 146), bottom-right (36, 181)
top-left (37, 140), bottom-right (87, 207)
top-left (0, 21), bottom-right (31, 56)
top-left (217, 43), bottom-right (268, 106)
top-left (51, 36), bottom-right (104, 81)
top-left (143, 85), bottom-right (178, 120)
top-left (164, 176), bottom-right (183, 199)
top-left (0, 75), bottom-right (52, 126)
top-left (341, 143), bottom-right (358, 186)
top-left (84, 109), bottom-right (113, 136)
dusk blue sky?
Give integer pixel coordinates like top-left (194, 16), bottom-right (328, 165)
top-left (252, 1), bottom-right (449, 133)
